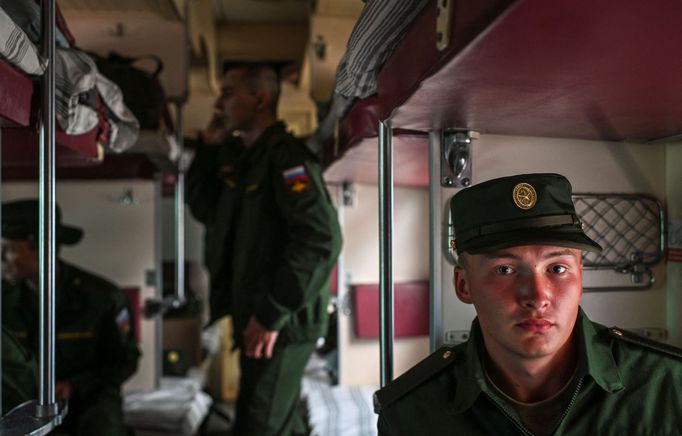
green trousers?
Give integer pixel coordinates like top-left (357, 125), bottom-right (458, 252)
top-left (234, 341), bottom-right (316, 436)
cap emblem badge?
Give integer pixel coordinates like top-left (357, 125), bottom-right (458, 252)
top-left (512, 183), bottom-right (537, 210)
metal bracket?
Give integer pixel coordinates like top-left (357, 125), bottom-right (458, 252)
top-left (436, 0), bottom-right (453, 51)
top-left (441, 130), bottom-right (476, 188)
top-left (341, 181), bottom-right (355, 207)
top-left (615, 252), bottom-right (655, 287)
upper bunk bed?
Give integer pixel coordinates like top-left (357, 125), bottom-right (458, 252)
top-left (0, 0), bottom-right (186, 171)
top-left (0, 1), bottom-right (104, 166)
top-left (324, 0), bottom-right (682, 184)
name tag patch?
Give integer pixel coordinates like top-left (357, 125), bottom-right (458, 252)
top-left (58, 331), bottom-right (94, 341)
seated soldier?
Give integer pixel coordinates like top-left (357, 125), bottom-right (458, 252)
top-left (1, 199), bottom-right (140, 435)
top-left (376, 173), bottom-right (682, 435)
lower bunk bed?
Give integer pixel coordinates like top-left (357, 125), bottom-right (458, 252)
top-left (302, 352), bottom-right (378, 436)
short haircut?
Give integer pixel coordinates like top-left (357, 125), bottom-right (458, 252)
top-left (224, 62), bottom-right (280, 114)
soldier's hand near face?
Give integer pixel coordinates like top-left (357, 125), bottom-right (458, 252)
top-left (202, 113), bottom-right (229, 145)
top-left (243, 316), bottom-right (279, 359)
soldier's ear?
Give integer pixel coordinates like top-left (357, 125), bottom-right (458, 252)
top-left (454, 266), bottom-right (473, 304)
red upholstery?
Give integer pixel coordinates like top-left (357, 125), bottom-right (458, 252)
top-left (352, 281), bottom-right (429, 338)
top-left (329, 265), bottom-right (338, 296)
top-left (379, 0), bottom-right (682, 141)
top-left (0, 60), bottom-right (34, 127)
top-left (122, 287), bottom-right (142, 343)
top-left (378, 0), bottom-right (513, 121)
top-left (2, 125), bottom-right (100, 167)
top-left (323, 96), bottom-right (429, 187)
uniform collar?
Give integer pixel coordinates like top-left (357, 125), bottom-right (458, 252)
top-left (449, 318), bottom-right (489, 414)
top-left (244, 121), bottom-right (287, 164)
top-left (448, 307), bottom-right (623, 415)
top-left (575, 307), bottom-right (624, 393)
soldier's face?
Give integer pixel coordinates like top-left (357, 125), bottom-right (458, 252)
top-left (2, 239), bottom-right (39, 282)
top-left (454, 245), bottom-right (583, 362)
top-left (214, 68), bottom-right (259, 133)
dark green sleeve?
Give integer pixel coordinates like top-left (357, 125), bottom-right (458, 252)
top-left (378, 413), bottom-right (392, 436)
top-left (254, 143), bottom-right (342, 330)
top-left (69, 290), bottom-right (140, 399)
top-left (2, 328), bottom-right (37, 414)
top-left (186, 142), bottom-right (222, 225)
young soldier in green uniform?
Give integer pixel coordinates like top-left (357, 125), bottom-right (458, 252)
top-left (1, 200), bottom-right (140, 435)
top-left (376, 174), bottom-right (682, 435)
top-left (186, 63), bottom-right (341, 436)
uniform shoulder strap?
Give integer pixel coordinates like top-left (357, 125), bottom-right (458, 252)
top-left (373, 345), bottom-right (458, 413)
top-left (608, 327), bottom-right (682, 360)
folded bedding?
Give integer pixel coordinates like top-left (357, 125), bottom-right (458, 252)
top-left (0, 5), bottom-right (46, 75)
top-left (334, 0), bottom-right (429, 99)
top-left (52, 48), bottom-right (140, 151)
top-left (0, 0), bottom-right (72, 47)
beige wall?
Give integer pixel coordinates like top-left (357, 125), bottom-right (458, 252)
top-left (666, 142), bottom-right (682, 346)
top-left (2, 181), bottom-right (159, 391)
top-left (438, 135), bottom-right (669, 341)
top-left (337, 184), bottom-right (430, 386)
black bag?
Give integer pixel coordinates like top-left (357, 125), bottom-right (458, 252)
top-left (93, 51), bottom-right (166, 129)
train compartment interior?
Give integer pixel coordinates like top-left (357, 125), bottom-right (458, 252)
top-left (1, 0), bottom-right (681, 434)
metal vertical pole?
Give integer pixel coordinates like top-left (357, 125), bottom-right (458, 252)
top-left (37, 0), bottom-right (58, 418)
top-left (0, 128), bottom-right (3, 416)
top-left (174, 102), bottom-right (186, 305)
top-left (428, 131), bottom-right (443, 352)
top-left (378, 121), bottom-right (394, 387)
top-left (153, 175), bottom-right (164, 389)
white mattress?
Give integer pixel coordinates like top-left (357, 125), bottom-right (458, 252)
top-left (123, 376), bottom-right (212, 436)
top-left (303, 378), bottom-right (378, 436)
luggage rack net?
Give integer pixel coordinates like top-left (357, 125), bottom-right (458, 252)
top-left (574, 194), bottom-right (665, 268)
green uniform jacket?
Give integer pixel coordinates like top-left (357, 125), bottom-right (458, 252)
top-left (2, 327), bottom-right (37, 414)
top-left (376, 308), bottom-right (682, 436)
top-left (187, 122), bottom-right (342, 346)
top-left (2, 262), bottom-right (140, 402)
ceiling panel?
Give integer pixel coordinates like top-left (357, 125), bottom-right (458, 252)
top-left (213, 0), bottom-right (308, 23)
top-left (315, 0), bottom-right (364, 17)
top-left (59, 0), bottom-right (181, 20)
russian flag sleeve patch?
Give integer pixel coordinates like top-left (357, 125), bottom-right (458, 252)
top-left (282, 165), bottom-right (311, 192)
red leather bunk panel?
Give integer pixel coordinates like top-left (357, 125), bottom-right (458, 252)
top-left (352, 281), bottom-right (429, 338)
top-left (381, 0), bottom-right (682, 141)
top-left (2, 153), bottom-right (161, 181)
top-left (0, 60), bottom-right (34, 127)
top-left (324, 96), bottom-right (429, 187)
top-left (378, 0), bottom-right (515, 123)
top-left (122, 287), bottom-right (142, 343)
top-left (2, 126), bottom-right (100, 167)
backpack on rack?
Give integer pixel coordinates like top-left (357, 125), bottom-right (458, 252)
top-left (91, 51), bottom-right (166, 130)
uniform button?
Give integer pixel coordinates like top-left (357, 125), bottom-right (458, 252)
top-left (442, 350), bottom-right (453, 359)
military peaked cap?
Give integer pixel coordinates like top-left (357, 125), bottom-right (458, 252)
top-left (2, 199), bottom-right (83, 245)
top-left (450, 173), bottom-right (602, 255)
